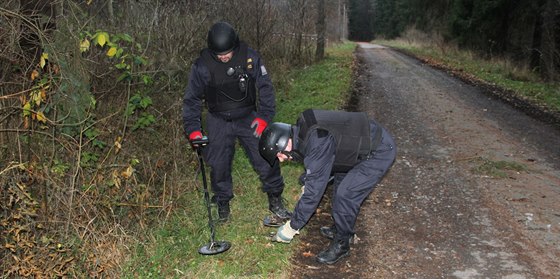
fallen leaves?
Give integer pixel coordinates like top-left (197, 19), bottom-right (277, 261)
top-left (2, 175), bottom-right (76, 278)
top-left (302, 251), bottom-right (314, 257)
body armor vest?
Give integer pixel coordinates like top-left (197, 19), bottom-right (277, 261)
top-left (295, 109), bottom-right (375, 172)
top-left (201, 42), bottom-right (257, 112)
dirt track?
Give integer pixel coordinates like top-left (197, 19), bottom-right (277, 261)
top-left (289, 43), bottom-right (560, 278)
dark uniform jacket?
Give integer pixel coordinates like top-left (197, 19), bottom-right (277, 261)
top-left (289, 110), bottom-right (383, 231)
top-left (182, 42), bottom-right (276, 135)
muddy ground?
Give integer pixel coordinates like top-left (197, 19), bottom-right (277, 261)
top-left (288, 43), bottom-right (560, 279)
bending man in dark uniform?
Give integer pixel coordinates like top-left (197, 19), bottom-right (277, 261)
top-left (183, 22), bottom-right (290, 223)
top-left (259, 109), bottom-right (397, 264)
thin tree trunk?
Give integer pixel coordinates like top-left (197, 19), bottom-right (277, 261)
top-left (540, 0), bottom-right (559, 81)
top-left (107, 0), bottom-right (114, 24)
top-left (315, 0), bottom-right (325, 61)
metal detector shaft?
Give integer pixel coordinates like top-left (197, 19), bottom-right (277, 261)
top-left (194, 138), bottom-right (215, 243)
top-left (193, 136), bottom-right (231, 255)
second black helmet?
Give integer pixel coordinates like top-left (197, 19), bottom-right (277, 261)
top-left (207, 22), bottom-right (239, 55)
top-left (259, 122), bottom-right (292, 166)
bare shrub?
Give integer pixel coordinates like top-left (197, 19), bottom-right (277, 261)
top-left (1, 0), bottom-right (331, 276)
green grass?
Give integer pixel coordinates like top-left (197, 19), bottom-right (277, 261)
top-left (375, 39), bottom-right (560, 113)
top-left (471, 157), bottom-right (527, 178)
top-left (122, 42), bottom-right (356, 278)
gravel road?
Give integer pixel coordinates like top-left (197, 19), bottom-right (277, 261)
top-left (289, 42), bottom-right (560, 279)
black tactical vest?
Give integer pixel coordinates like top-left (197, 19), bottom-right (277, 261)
top-left (200, 42), bottom-right (257, 113)
top-left (295, 109), bottom-right (375, 172)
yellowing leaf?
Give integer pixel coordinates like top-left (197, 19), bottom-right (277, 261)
top-left (40, 59), bottom-right (45, 69)
top-left (114, 138), bottom-right (122, 153)
top-left (107, 47), bottom-right (117, 57)
top-left (40, 52), bottom-right (48, 69)
top-left (23, 102), bottom-right (32, 117)
top-left (121, 165), bottom-right (133, 179)
top-left (80, 39), bottom-right (90, 53)
top-left (96, 32), bottom-right (108, 47)
top-left (36, 112), bottom-right (47, 123)
top-left (32, 90), bottom-right (42, 106)
top-left (302, 251), bottom-right (314, 257)
top-left (112, 170), bottom-right (121, 188)
top-left (30, 70), bottom-right (39, 81)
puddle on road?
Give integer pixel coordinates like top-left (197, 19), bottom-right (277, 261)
top-left (358, 43), bottom-right (386, 49)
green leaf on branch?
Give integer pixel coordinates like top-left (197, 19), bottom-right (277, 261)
top-left (132, 113), bottom-right (155, 130)
top-left (134, 56), bottom-right (148, 65)
top-left (139, 96), bottom-right (152, 109)
top-left (114, 62), bottom-right (128, 69)
top-left (142, 75), bottom-right (153, 85)
top-left (117, 72), bottom-right (132, 82)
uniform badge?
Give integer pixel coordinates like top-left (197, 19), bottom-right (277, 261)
top-left (247, 58), bottom-right (253, 70)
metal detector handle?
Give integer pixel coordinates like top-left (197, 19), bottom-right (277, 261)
top-left (191, 136), bottom-right (209, 147)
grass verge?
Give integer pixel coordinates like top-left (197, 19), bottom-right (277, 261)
top-left (122, 42), bottom-right (356, 278)
top-left (374, 39), bottom-right (560, 115)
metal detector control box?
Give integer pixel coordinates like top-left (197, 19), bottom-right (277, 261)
top-left (191, 136), bottom-right (209, 146)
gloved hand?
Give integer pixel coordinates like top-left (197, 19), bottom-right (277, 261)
top-left (298, 172), bottom-right (306, 186)
top-left (188, 131), bottom-right (203, 147)
top-left (272, 220), bottom-right (299, 243)
top-left (250, 118), bottom-right (267, 138)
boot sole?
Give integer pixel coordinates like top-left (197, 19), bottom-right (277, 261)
top-left (316, 250), bottom-right (350, 265)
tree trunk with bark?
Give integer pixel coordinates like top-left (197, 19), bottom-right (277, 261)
top-left (315, 0), bottom-right (326, 61)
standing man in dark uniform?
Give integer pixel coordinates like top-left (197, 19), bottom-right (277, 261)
top-left (183, 22), bottom-right (290, 223)
top-left (259, 109), bottom-right (397, 264)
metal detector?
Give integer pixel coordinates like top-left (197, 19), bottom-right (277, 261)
top-left (192, 137), bottom-right (231, 255)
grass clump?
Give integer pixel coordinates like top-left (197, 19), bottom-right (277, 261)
top-left (471, 157), bottom-right (527, 178)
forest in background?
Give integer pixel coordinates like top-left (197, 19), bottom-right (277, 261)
top-left (349, 0), bottom-right (560, 82)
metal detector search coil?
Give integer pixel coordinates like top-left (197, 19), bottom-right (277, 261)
top-left (193, 137), bottom-right (231, 255)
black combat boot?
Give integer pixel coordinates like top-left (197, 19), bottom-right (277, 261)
top-left (320, 225), bottom-right (336, 239)
top-left (320, 225), bottom-right (355, 242)
top-left (268, 192), bottom-right (292, 219)
top-left (316, 235), bottom-right (351, 265)
top-left (217, 201), bottom-right (230, 222)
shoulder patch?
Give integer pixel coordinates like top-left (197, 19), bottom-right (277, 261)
top-left (260, 65), bottom-right (267, 75)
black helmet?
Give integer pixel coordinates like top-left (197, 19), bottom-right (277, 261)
top-left (207, 22), bottom-right (239, 55)
top-left (259, 122), bottom-right (292, 166)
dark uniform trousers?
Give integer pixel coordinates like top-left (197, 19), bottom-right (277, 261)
top-left (331, 125), bottom-right (397, 238)
top-left (203, 112), bottom-right (284, 203)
